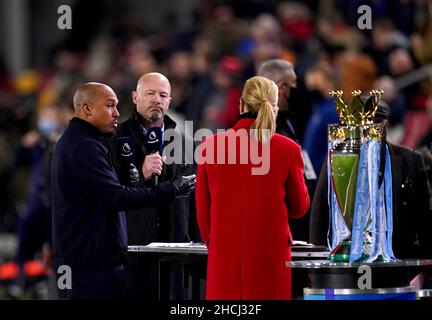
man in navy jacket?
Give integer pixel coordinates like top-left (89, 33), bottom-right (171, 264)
top-left (51, 82), bottom-right (195, 299)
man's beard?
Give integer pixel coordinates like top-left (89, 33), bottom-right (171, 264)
top-left (148, 110), bottom-right (163, 121)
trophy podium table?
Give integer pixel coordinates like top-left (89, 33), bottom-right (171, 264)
top-left (286, 259), bottom-right (432, 300)
top-left (128, 242), bottom-right (329, 300)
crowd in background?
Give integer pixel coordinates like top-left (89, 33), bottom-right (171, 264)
top-left (1, 0), bottom-right (432, 281)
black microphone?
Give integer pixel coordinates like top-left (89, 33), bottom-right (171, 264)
top-left (117, 136), bottom-right (139, 186)
top-left (144, 127), bottom-right (163, 185)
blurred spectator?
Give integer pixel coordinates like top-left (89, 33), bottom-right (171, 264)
top-left (417, 95), bottom-right (432, 150)
top-left (201, 56), bottom-right (243, 130)
top-left (201, 5), bottom-right (247, 59)
top-left (367, 18), bottom-right (410, 76)
top-left (386, 46), bottom-right (422, 111)
top-left (303, 63), bottom-right (339, 175)
top-left (126, 40), bottom-right (158, 78)
top-left (190, 35), bottom-right (216, 77)
top-left (411, 0), bottom-right (432, 104)
top-left (84, 37), bottom-right (116, 82)
top-left (0, 133), bottom-right (13, 232)
top-left (164, 51), bottom-right (194, 116)
top-left (239, 13), bottom-right (283, 82)
top-left (8, 103), bottom-right (74, 298)
top-left (278, 2), bottom-right (314, 42)
top-left (314, 11), bottom-right (365, 60)
top-left (389, 46), bottom-right (430, 148)
top-left (178, 34), bottom-right (217, 128)
top-left (388, 47), bottom-right (415, 77)
top-left (338, 52), bottom-right (377, 101)
top-left (237, 13), bottom-right (282, 60)
top-left (374, 75), bottom-right (407, 126)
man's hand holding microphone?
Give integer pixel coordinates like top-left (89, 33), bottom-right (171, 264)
top-left (142, 151), bottom-right (196, 198)
top-left (142, 153), bottom-right (164, 180)
top-left (142, 127), bottom-right (196, 197)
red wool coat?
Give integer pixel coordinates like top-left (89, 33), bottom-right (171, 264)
top-left (196, 117), bottom-right (310, 300)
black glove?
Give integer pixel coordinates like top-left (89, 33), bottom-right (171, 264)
top-left (172, 174), bottom-right (196, 198)
top-left (128, 163), bottom-right (140, 186)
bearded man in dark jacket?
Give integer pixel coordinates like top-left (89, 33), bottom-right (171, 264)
top-left (112, 73), bottom-right (201, 299)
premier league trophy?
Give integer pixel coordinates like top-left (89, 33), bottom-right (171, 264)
top-left (327, 90), bottom-right (396, 263)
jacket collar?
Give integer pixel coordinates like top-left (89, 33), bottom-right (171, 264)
top-left (232, 112), bottom-right (257, 130)
top-left (69, 117), bottom-right (105, 139)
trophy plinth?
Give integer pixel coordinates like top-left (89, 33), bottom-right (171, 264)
top-left (330, 240), bottom-right (351, 262)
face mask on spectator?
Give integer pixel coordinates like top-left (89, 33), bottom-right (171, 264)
top-left (38, 119), bottom-right (57, 135)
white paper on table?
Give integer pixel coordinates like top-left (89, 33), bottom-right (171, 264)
top-left (145, 242), bottom-right (206, 248)
top-left (292, 240), bottom-right (314, 246)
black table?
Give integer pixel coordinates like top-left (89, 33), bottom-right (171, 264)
top-left (128, 242), bottom-right (329, 300)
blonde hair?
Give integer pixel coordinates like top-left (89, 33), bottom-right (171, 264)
top-left (241, 76), bottom-right (278, 144)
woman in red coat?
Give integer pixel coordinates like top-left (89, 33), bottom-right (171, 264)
top-left (196, 76), bottom-right (310, 300)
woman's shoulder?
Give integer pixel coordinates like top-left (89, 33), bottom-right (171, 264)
top-left (272, 133), bottom-right (301, 151)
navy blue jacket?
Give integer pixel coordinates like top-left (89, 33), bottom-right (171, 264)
top-left (51, 117), bottom-right (175, 267)
top-left (113, 110), bottom-right (201, 245)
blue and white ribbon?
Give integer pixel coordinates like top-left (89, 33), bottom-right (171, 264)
top-left (365, 141), bottom-right (381, 262)
top-left (381, 145), bottom-right (396, 260)
top-left (350, 141), bottom-right (371, 262)
top-left (329, 139), bottom-right (396, 262)
top-left (366, 143), bottom-right (396, 262)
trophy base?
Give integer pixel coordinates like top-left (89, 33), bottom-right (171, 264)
top-left (329, 240), bottom-right (351, 262)
top-left (329, 240), bottom-right (373, 262)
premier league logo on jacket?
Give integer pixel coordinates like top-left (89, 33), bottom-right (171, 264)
top-left (121, 142), bottom-right (132, 157)
top-left (148, 130), bottom-right (157, 143)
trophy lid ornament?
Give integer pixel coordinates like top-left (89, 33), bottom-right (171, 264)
top-left (329, 90), bottom-right (384, 126)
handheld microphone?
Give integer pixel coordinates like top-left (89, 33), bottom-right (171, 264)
top-left (144, 127), bottom-right (163, 185)
top-left (117, 136), bottom-right (139, 186)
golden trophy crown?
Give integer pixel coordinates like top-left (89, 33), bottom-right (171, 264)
top-left (329, 90), bottom-right (384, 126)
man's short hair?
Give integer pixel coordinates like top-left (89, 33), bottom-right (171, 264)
top-left (257, 59), bottom-right (294, 83)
